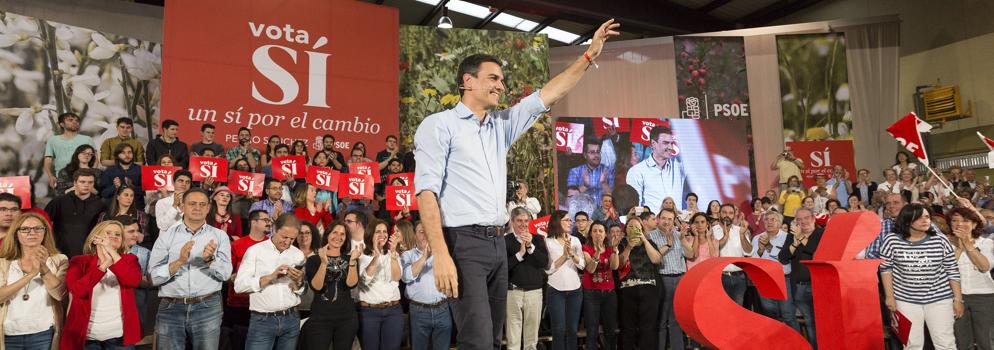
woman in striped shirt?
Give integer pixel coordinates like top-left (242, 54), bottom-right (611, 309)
top-left (880, 203), bottom-right (963, 350)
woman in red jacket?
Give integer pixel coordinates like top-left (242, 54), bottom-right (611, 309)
top-left (61, 220), bottom-right (142, 350)
top-left (294, 183), bottom-right (334, 230)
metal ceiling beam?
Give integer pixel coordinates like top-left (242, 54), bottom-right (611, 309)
top-left (529, 16), bottom-right (558, 33)
top-left (465, 0), bottom-right (733, 36)
top-left (474, 8), bottom-right (503, 28)
top-left (375, 0), bottom-right (386, 4)
top-left (697, 0), bottom-right (732, 14)
top-left (739, 0), bottom-right (824, 26)
top-left (419, 0), bottom-right (450, 26)
top-left (569, 26), bottom-right (598, 46)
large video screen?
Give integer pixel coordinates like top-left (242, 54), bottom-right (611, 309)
top-left (555, 117), bottom-right (752, 218)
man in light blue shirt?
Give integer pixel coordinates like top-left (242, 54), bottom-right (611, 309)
top-left (401, 224), bottom-right (451, 350)
top-left (626, 124), bottom-right (690, 210)
top-left (413, 19), bottom-right (620, 350)
top-left (749, 211), bottom-right (800, 331)
top-left (149, 187), bottom-right (232, 350)
top-left (825, 165), bottom-right (853, 208)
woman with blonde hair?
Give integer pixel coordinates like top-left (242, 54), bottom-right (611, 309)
top-left (61, 221), bottom-right (142, 350)
top-left (0, 212), bottom-right (68, 350)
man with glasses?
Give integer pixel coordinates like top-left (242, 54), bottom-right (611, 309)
top-left (567, 140), bottom-right (614, 204)
top-left (155, 170), bottom-right (194, 231)
top-left (572, 212), bottom-right (592, 244)
top-left (344, 210), bottom-right (368, 251)
top-left (45, 168), bottom-right (105, 257)
top-left (250, 179), bottom-right (294, 220)
top-left (225, 209), bottom-right (272, 350)
top-left (150, 187), bottom-right (232, 350)
top-left (0, 193), bottom-right (22, 238)
top-left (626, 125), bottom-right (691, 209)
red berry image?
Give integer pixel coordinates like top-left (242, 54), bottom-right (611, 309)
top-left (698, 78), bottom-right (706, 85)
top-left (691, 70), bottom-right (700, 78)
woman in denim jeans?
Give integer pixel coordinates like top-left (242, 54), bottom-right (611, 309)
top-left (544, 210), bottom-right (585, 350)
top-left (357, 219), bottom-right (404, 349)
top-left (581, 221), bottom-right (619, 350)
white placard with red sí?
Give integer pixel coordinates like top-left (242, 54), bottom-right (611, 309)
top-left (385, 185), bottom-right (418, 211)
top-left (387, 172), bottom-right (414, 187)
top-left (228, 171), bottom-right (265, 197)
top-left (189, 157), bottom-right (228, 182)
top-left (593, 117), bottom-right (630, 137)
top-left (272, 155), bottom-right (307, 180)
top-left (629, 118), bottom-right (667, 146)
top-left (141, 166), bottom-right (181, 191)
top-left (339, 174), bottom-right (374, 200)
top-left (0, 176), bottom-right (30, 209)
top-left (555, 121), bottom-right (584, 154)
top-left (306, 166), bottom-right (340, 191)
top-left (529, 215), bottom-right (551, 236)
top-left (349, 162), bottom-right (381, 183)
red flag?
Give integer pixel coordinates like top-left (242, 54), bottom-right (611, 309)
top-left (189, 157), bottom-right (228, 182)
top-left (529, 215), bottom-right (551, 236)
top-left (339, 174), bottom-right (374, 200)
top-left (272, 156), bottom-right (307, 180)
top-left (229, 171), bottom-right (265, 197)
top-left (977, 131), bottom-right (994, 151)
top-left (306, 166), bottom-right (340, 191)
top-left (387, 172), bottom-right (414, 187)
top-left (349, 162), bottom-right (381, 183)
top-left (886, 112), bottom-right (932, 163)
top-left (141, 166), bottom-right (181, 191)
top-left (385, 185), bottom-right (418, 210)
top-left (0, 176), bottom-right (30, 209)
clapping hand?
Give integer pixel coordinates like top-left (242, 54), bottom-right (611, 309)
top-left (202, 240), bottom-right (217, 261)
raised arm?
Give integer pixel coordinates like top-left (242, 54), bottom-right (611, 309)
top-left (539, 19), bottom-right (620, 107)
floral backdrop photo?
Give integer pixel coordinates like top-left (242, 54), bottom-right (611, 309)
top-left (0, 11), bottom-right (160, 204)
top-left (777, 33), bottom-right (851, 142)
top-left (399, 26), bottom-right (554, 216)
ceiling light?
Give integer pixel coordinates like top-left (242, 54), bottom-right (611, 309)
top-left (438, 7), bottom-right (453, 29)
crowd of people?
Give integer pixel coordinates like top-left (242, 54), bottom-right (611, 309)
top-left (8, 110), bottom-right (991, 350)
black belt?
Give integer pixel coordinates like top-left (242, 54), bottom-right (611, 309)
top-left (161, 291), bottom-right (220, 304)
top-left (722, 271), bottom-right (744, 276)
top-left (661, 273), bottom-right (684, 277)
top-left (251, 307), bottom-right (298, 317)
top-left (449, 225), bottom-right (504, 238)
top-left (410, 300), bottom-right (449, 309)
top-left (509, 286), bottom-right (540, 291)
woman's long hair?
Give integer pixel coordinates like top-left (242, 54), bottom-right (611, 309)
top-left (108, 185), bottom-right (138, 218)
top-left (363, 219), bottom-right (390, 255)
top-left (63, 144), bottom-right (96, 177)
top-left (323, 220), bottom-right (352, 256)
top-left (0, 213), bottom-right (60, 259)
top-left (548, 210), bottom-right (569, 240)
top-left (894, 203), bottom-right (936, 240)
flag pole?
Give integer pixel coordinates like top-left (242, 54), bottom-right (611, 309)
top-left (925, 166), bottom-right (960, 200)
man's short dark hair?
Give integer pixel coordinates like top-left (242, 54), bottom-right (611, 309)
top-left (201, 123), bottom-right (215, 132)
top-left (638, 211), bottom-right (655, 222)
top-left (238, 127), bottom-right (251, 134)
top-left (116, 117), bottom-right (133, 126)
top-left (114, 143), bottom-right (133, 163)
top-left (387, 159), bottom-right (403, 168)
top-left (660, 208), bottom-right (677, 217)
top-left (72, 168), bottom-right (97, 182)
top-left (649, 125), bottom-right (673, 144)
top-left (575, 211), bottom-right (589, 220)
top-left (0, 193), bottom-right (22, 207)
top-left (274, 213), bottom-right (302, 231)
top-left (345, 209), bottom-right (368, 228)
top-left (162, 119), bottom-right (179, 130)
top-left (386, 135), bottom-right (398, 142)
top-left (760, 197), bottom-right (773, 205)
top-left (584, 138), bottom-right (600, 151)
top-left (264, 178), bottom-right (282, 192)
top-left (249, 209), bottom-right (269, 222)
top-left (719, 203), bottom-right (736, 213)
top-left (112, 215), bottom-right (137, 227)
top-left (58, 112), bottom-right (79, 124)
top-left (686, 192), bottom-right (698, 201)
top-left (173, 170), bottom-right (193, 183)
top-left (274, 144), bottom-right (290, 153)
top-left (456, 54), bottom-right (501, 96)
top-left (323, 134), bottom-right (334, 142)
top-left (182, 187), bottom-right (210, 203)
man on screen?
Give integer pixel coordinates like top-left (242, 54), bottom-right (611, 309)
top-left (567, 139), bottom-right (614, 204)
top-left (626, 125), bottom-right (690, 211)
top-left (414, 19), bottom-right (620, 350)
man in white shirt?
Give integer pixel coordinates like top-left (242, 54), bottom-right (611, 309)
top-left (626, 125), bottom-right (691, 209)
top-left (713, 204), bottom-right (752, 305)
top-left (154, 170), bottom-right (193, 231)
top-left (234, 214), bottom-right (306, 350)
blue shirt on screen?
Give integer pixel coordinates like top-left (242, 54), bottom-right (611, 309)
top-left (626, 155), bottom-right (690, 211)
top-left (413, 91), bottom-right (549, 227)
top-left (149, 221), bottom-right (232, 298)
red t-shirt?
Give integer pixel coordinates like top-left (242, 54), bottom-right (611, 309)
top-left (227, 235), bottom-right (267, 307)
top-left (582, 245), bottom-right (615, 290)
top-left (293, 207), bottom-right (334, 229)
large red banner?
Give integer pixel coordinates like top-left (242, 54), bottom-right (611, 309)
top-left (785, 140), bottom-right (856, 188)
top-left (161, 0), bottom-right (399, 155)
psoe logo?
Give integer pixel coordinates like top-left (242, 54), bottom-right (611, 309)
top-left (248, 21), bottom-right (330, 108)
